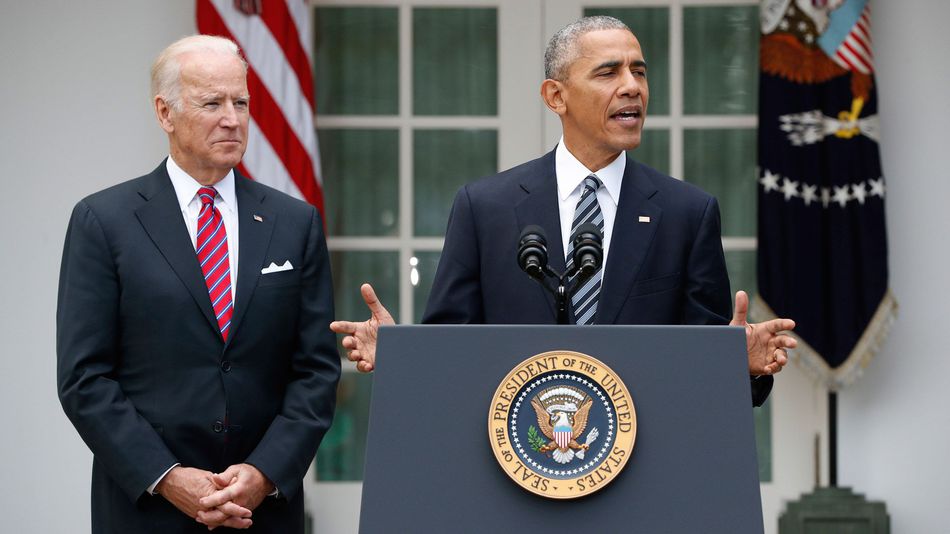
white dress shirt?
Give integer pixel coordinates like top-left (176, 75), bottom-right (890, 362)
top-left (166, 156), bottom-right (240, 298)
top-left (555, 138), bottom-right (625, 277)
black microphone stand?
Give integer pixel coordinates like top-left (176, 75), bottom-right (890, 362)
top-left (539, 263), bottom-right (591, 325)
top-left (518, 224), bottom-right (602, 324)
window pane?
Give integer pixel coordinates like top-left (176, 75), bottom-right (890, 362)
top-left (725, 249), bottom-right (756, 299)
top-left (315, 372), bottom-right (373, 481)
top-left (413, 129), bottom-right (498, 236)
top-left (331, 251), bottom-right (400, 325)
top-left (630, 128), bottom-right (669, 175)
top-left (584, 7), bottom-right (669, 116)
top-left (684, 129), bottom-right (756, 237)
top-left (413, 8), bottom-right (497, 116)
top-left (411, 250), bottom-right (442, 324)
top-left (320, 129), bottom-right (399, 236)
top-left (314, 7), bottom-right (399, 115)
top-left (683, 6), bottom-right (759, 115)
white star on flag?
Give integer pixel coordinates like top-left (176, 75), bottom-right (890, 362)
top-left (781, 178), bottom-right (800, 200)
top-left (801, 184), bottom-right (818, 206)
top-left (760, 169), bottom-right (781, 192)
top-left (833, 185), bottom-right (851, 207)
top-left (852, 182), bottom-right (867, 205)
top-left (869, 178), bottom-right (886, 197)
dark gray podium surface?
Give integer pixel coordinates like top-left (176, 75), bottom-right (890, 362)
top-left (359, 325), bottom-right (764, 533)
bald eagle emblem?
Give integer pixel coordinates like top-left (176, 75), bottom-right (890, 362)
top-left (529, 386), bottom-right (600, 464)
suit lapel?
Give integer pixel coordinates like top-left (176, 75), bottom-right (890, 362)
top-left (226, 174), bottom-right (275, 348)
top-left (134, 163), bottom-right (220, 335)
top-left (514, 151), bottom-right (564, 319)
top-left (597, 158), bottom-right (662, 325)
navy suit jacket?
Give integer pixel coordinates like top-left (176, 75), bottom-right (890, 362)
top-left (57, 162), bottom-right (340, 533)
top-left (423, 149), bottom-right (772, 405)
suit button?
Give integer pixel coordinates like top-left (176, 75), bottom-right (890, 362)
top-left (221, 360), bottom-right (231, 372)
top-left (212, 421), bottom-right (224, 433)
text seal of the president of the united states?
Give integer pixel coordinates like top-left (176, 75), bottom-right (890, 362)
top-left (488, 350), bottom-right (636, 499)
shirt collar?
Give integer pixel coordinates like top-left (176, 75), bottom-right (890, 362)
top-left (554, 137), bottom-right (625, 206)
top-left (165, 156), bottom-right (237, 214)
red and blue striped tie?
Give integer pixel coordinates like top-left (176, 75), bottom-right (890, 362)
top-left (196, 187), bottom-right (233, 340)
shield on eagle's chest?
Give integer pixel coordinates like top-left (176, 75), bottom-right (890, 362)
top-left (554, 425), bottom-right (572, 449)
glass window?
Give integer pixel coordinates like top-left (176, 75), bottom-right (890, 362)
top-left (314, 7), bottom-right (399, 115)
top-left (683, 128), bottom-right (756, 237)
top-left (411, 251), bottom-right (442, 324)
top-left (725, 250), bottom-right (756, 298)
top-left (315, 373), bottom-right (373, 481)
top-left (413, 129), bottom-right (498, 236)
top-left (683, 6), bottom-right (759, 115)
top-left (330, 251), bottom-right (400, 324)
top-left (320, 129), bottom-right (399, 237)
top-left (630, 128), bottom-right (670, 175)
top-left (413, 8), bottom-right (498, 116)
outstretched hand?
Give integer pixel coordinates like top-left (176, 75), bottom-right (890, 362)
top-left (730, 290), bottom-right (797, 376)
top-left (330, 283), bottom-right (395, 373)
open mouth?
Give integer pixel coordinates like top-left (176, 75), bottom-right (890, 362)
top-left (611, 107), bottom-right (642, 122)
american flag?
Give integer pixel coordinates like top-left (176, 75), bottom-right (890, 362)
top-left (197, 0), bottom-right (324, 215)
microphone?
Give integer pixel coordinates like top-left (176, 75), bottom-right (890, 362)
top-left (571, 223), bottom-right (603, 277)
top-left (518, 225), bottom-right (549, 280)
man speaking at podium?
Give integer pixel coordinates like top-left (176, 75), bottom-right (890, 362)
top-left (57, 36), bottom-right (339, 532)
top-left (332, 16), bottom-right (795, 406)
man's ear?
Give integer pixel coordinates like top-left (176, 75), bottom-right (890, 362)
top-left (154, 96), bottom-right (175, 134)
top-left (540, 79), bottom-right (567, 116)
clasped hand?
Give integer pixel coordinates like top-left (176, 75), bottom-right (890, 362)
top-left (156, 463), bottom-right (274, 530)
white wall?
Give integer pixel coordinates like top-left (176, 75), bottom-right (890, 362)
top-left (837, 0), bottom-right (950, 531)
top-left (0, 1), bottom-right (193, 532)
top-left (1, 1), bottom-right (947, 532)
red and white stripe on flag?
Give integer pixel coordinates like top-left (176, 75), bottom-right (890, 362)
top-left (196, 0), bottom-right (325, 215)
top-left (554, 430), bottom-right (571, 450)
top-left (831, 5), bottom-right (874, 75)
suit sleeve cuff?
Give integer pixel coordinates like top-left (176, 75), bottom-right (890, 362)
top-left (147, 463), bottom-right (180, 496)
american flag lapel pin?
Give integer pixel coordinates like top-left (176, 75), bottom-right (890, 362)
top-left (253, 214), bottom-right (264, 222)
top-left (638, 216), bottom-right (651, 223)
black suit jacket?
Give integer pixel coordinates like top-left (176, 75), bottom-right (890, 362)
top-left (423, 149), bottom-right (772, 405)
top-left (57, 162), bottom-right (340, 533)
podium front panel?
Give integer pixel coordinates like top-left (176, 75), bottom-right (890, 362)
top-left (358, 325), bottom-right (764, 533)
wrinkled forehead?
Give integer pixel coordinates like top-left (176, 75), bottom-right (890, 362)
top-left (178, 51), bottom-right (248, 89)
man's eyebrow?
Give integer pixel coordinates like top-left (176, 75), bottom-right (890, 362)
top-left (593, 59), bottom-right (648, 71)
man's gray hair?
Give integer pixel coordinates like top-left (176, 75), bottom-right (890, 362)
top-left (544, 16), bottom-right (632, 81)
top-left (151, 35), bottom-right (247, 112)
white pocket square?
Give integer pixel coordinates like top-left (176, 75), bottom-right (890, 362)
top-left (261, 260), bottom-right (294, 274)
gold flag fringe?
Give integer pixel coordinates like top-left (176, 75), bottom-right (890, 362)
top-left (751, 290), bottom-right (898, 391)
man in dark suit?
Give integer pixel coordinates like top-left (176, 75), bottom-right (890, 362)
top-left (57, 35), bottom-right (339, 532)
top-left (331, 16), bottom-right (795, 405)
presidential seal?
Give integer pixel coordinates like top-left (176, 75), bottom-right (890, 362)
top-left (488, 351), bottom-right (636, 499)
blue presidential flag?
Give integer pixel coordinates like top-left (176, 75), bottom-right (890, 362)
top-left (756, 0), bottom-right (896, 389)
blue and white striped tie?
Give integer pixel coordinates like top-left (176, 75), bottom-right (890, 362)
top-left (565, 175), bottom-right (604, 325)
